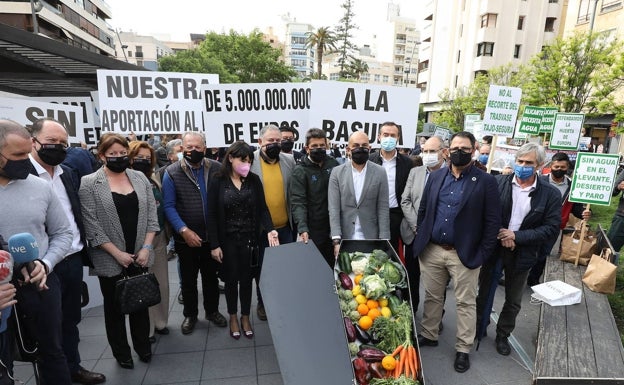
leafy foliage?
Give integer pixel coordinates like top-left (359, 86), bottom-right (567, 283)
top-left (159, 30), bottom-right (297, 83)
top-left (306, 27), bottom-right (337, 80)
top-left (335, 0), bottom-right (359, 78)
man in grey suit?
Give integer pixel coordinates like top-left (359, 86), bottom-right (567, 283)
top-left (250, 124), bottom-right (295, 321)
top-left (328, 131), bottom-right (390, 258)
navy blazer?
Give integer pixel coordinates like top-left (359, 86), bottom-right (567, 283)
top-left (413, 164), bottom-right (501, 269)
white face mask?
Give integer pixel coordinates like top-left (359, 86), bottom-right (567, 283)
top-left (176, 152), bottom-right (183, 161)
top-left (421, 153), bottom-right (440, 168)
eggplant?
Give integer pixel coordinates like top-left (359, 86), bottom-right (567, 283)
top-left (368, 362), bottom-right (385, 379)
top-left (352, 357), bottom-right (370, 385)
top-left (354, 323), bottom-right (371, 343)
top-left (370, 330), bottom-right (382, 345)
top-left (338, 272), bottom-right (353, 290)
top-left (344, 317), bottom-right (357, 342)
top-left (357, 347), bottom-right (386, 362)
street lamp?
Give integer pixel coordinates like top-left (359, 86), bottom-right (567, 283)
top-left (404, 40), bottom-right (421, 88)
top-left (29, 0), bottom-right (42, 35)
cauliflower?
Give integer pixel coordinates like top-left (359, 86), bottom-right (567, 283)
top-left (349, 310), bottom-right (361, 322)
top-left (360, 274), bottom-right (389, 300)
top-left (351, 255), bottom-right (369, 275)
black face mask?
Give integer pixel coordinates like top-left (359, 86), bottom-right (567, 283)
top-left (351, 147), bottom-right (369, 165)
top-left (106, 156), bottom-right (130, 173)
top-left (449, 150), bottom-right (473, 167)
top-left (0, 155), bottom-right (31, 180)
top-left (551, 169), bottom-right (567, 179)
top-left (184, 149), bottom-right (204, 165)
top-left (264, 142), bottom-right (281, 160)
top-left (309, 148), bottom-right (326, 164)
top-left (132, 159), bottom-right (152, 175)
top-left (36, 142), bottom-right (67, 166)
top-left (280, 140), bottom-right (294, 153)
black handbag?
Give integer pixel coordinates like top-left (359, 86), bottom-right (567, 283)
top-left (115, 267), bottom-right (161, 314)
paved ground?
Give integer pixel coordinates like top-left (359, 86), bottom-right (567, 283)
top-left (11, 259), bottom-right (539, 385)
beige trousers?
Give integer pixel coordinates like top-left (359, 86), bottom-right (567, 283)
top-left (149, 231), bottom-right (170, 334)
top-left (419, 243), bottom-right (480, 353)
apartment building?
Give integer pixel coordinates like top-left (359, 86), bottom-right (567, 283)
top-left (324, 48), bottom-right (395, 86)
top-left (283, 22), bottom-right (315, 79)
top-left (417, 0), bottom-right (564, 119)
top-left (0, 0), bottom-right (115, 56)
top-left (115, 31), bottom-right (173, 70)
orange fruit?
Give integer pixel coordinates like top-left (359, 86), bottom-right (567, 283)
top-left (366, 299), bottom-right (380, 310)
top-left (359, 315), bottom-right (373, 330)
top-left (354, 274), bottom-right (364, 285)
top-left (357, 303), bottom-right (369, 315)
top-left (368, 308), bottom-right (381, 320)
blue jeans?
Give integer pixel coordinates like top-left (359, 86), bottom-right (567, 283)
top-left (256, 226), bottom-right (293, 306)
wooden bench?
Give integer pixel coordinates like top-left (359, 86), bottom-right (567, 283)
top-left (534, 224), bottom-right (624, 384)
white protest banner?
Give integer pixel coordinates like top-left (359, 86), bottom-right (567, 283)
top-left (569, 152), bottom-right (620, 205)
top-left (309, 80), bottom-right (419, 146)
top-left (464, 113), bottom-right (480, 132)
top-left (0, 97), bottom-right (83, 144)
top-left (90, 90), bottom-right (101, 127)
top-left (540, 107), bottom-right (558, 133)
top-left (518, 106), bottom-right (544, 135)
top-left (578, 136), bottom-right (591, 151)
top-left (549, 112), bottom-right (584, 150)
top-left (472, 120), bottom-right (483, 141)
top-left (97, 70), bottom-right (219, 134)
top-left (434, 126), bottom-right (451, 142)
top-left (201, 83), bottom-right (310, 147)
top-left (482, 85), bottom-right (522, 137)
top-left (33, 97), bottom-right (99, 146)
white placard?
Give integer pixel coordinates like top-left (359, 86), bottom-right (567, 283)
top-left (309, 80), bottom-right (420, 146)
top-left (33, 97), bottom-right (99, 146)
top-left (482, 85), bottom-right (522, 137)
top-left (96, 70), bottom-right (219, 134)
top-left (569, 152), bottom-right (620, 205)
top-left (201, 83), bottom-right (311, 147)
top-left (464, 113), bottom-right (480, 132)
top-left (549, 113), bottom-right (584, 150)
top-left (0, 97), bottom-right (84, 144)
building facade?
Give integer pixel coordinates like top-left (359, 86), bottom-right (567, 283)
top-left (0, 0), bottom-right (115, 56)
top-left (417, 0), bottom-right (564, 119)
top-left (283, 22), bottom-right (315, 79)
top-left (115, 31), bottom-right (173, 70)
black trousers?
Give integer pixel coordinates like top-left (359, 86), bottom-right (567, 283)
top-left (175, 242), bottom-right (220, 317)
top-left (222, 233), bottom-right (254, 315)
top-left (389, 207), bottom-right (404, 255)
top-left (54, 253), bottom-right (83, 374)
top-left (404, 242), bottom-right (420, 313)
top-left (98, 271), bottom-right (151, 361)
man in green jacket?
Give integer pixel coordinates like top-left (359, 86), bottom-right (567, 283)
top-left (290, 128), bottom-right (340, 267)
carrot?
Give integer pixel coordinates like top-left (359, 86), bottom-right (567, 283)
top-left (411, 346), bottom-right (419, 378)
top-left (396, 348), bottom-right (406, 378)
top-left (402, 347), bottom-right (410, 378)
top-left (406, 346), bottom-right (414, 378)
top-left (394, 358), bottom-right (401, 378)
top-left (391, 344), bottom-right (404, 357)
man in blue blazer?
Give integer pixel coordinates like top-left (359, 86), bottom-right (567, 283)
top-left (413, 131), bottom-right (501, 373)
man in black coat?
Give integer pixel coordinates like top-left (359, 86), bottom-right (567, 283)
top-left (476, 143), bottom-right (560, 357)
top-left (369, 122), bottom-right (414, 254)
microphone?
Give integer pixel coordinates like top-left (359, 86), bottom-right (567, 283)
top-left (8, 233), bottom-right (40, 280)
top-left (0, 250), bottom-right (13, 333)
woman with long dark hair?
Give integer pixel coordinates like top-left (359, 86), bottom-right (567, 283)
top-left (207, 141), bottom-right (278, 339)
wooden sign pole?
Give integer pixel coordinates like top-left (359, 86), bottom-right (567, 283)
top-left (486, 135), bottom-right (498, 174)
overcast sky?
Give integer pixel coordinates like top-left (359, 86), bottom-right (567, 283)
top-left (105, 0), bottom-right (420, 45)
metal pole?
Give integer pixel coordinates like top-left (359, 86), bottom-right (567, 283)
top-left (29, 0), bottom-right (39, 34)
top-left (115, 29), bottom-right (129, 62)
top-left (589, 0), bottom-right (599, 34)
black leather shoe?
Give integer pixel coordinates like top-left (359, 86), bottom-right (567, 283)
top-left (496, 335), bottom-right (511, 356)
top-left (116, 358), bottom-right (134, 369)
top-left (148, 335), bottom-right (156, 344)
top-left (139, 353), bottom-right (152, 363)
top-left (181, 316), bottom-right (198, 335)
top-left (257, 305), bottom-right (267, 321)
top-left (71, 366), bottom-right (106, 384)
top-left (454, 352), bottom-right (470, 373)
top-left (417, 334), bottom-right (438, 347)
top-left (155, 327), bottom-right (169, 335)
top-left (206, 311), bottom-right (227, 327)
top-left (177, 292), bottom-right (184, 304)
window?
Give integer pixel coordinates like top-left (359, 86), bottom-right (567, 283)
top-left (418, 60), bottom-right (429, 72)
top-left (549, 0), bottom-right (558, 3)
top-left (454, 75), bottom-right (458, 88)
top-left (474, 70), bottom-right (488, 79)
top-left (477, 42), bottom-right (494, 57)
top-left (383, 75), bottom-right (389, 83)
top-left (518, 16), bottom-right (525, 30)
top-left (457, 50), bottom-right (461, 63)
top-left (374, 74), bottom-right (381, 82)
top-left (361, 73), bottom-right (370, 82)
top-left (577, 0), bottom-right (592, 23)
top-left (291, 36), bottom-right (306, 45)
top-left (602, 0), bottom-right (622, 12)
top-left (481, 13), bottom-right (497, 28)
top-left (417, 82), bottom-right (427, 91)
top-left (291, 59), bottom-right (306, 67)
top-left (545, 17), bottom-right (556, 32)
top-left (137, 60), bottom-right (143, 67)
top-left (514, 44), bottom-right (521, 59)
top-left (330, 73), bottom-right (340, 81)
top-left (127, 51), bottom-right (132, 57)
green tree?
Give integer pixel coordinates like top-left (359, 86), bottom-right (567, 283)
top-left (159, 30), bottom-right (297, 83)
top-left (306, 27), bottom-right (337, 80)
top-left (335, 0), bottom-right (358, 78)
top-left (348, 57), bottom-right (369, 81)
top-left (521, 32), bottom-right (624, 117)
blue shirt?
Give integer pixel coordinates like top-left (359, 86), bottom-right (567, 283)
top-left (162, 160), bottom-right (208, 233)
top-left (430, 166), bottom-right (469, 245)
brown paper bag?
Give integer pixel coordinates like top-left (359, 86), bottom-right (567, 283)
top-left (559, 227), bottom-right (596, 265)
top-left (582, 249), bottom-right (617, 294)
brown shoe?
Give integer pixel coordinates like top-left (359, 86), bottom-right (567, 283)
top-left (71, 366), bottom-right (106, 384)
top-left (257, 305), bottom-right (267, 321)
top-left (206, 311), bottom-right (227, 327)
top-left (181, 316), bottom-right (198, 334)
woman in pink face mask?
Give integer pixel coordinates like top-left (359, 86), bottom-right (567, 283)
top-left (206, 141), bottom-right (279, 340)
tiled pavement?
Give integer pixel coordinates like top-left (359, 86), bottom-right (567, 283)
top-left (12, 259), bottom-right (538, 385)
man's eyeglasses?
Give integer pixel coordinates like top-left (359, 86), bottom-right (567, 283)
top-left (449, 147), bottom-right (472, 154)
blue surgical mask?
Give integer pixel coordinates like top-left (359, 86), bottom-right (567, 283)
top-left (176, 152), bottom-right (183, 161)
top-left (514, 165), bottom-right (535, 180)
top-left (478, 154), bottom-right (489, 165)
top-left (380, 137), bottom-right (397, 152)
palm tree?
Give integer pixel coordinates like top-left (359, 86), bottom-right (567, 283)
top-left (348, 58), bottom-right (369, 82)
top-left (306, 27), bottom-right (337, 80)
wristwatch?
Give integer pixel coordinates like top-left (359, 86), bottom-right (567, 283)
top-left (141, 244), bottom-right (153, 250)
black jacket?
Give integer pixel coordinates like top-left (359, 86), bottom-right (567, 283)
top-left (496, 174), bottom-right (561, 271)
top-left (539, 174), bottom-right (585, 220)
top-left (369, 150), bottom-right (414, 208)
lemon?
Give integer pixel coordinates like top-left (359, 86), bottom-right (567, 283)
top-left (352, 285), bottom-right (362, 296)
top-left (379, 298), bottom-right (389, 307)
top-left (355, 294), bottom-right (367, 304)
top-left (381, 306), bottom-right (392, 318)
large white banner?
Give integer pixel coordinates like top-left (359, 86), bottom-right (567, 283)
top-left (0, 97), bottom-right (84, 144)
top-left (97, 70), bottom-right (219, 134)
top-left (309, 81), bottom-right (420, 147)
top-left (33, 96), bottom-right (99, 146)
top-left (201, 83), bottom-right (311, 147)
top-left (482, 85), bottom-right (522, 137)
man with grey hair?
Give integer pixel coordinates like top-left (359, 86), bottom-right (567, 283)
top-left (476, 142), bottom-right (560, 357)
top-left (250, 124), bottom-right (295, 320)
top-left (162, 131), bottom-right (227, 334)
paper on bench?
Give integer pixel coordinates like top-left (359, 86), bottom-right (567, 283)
top-left (530, 280), bottom-right (582, 306)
